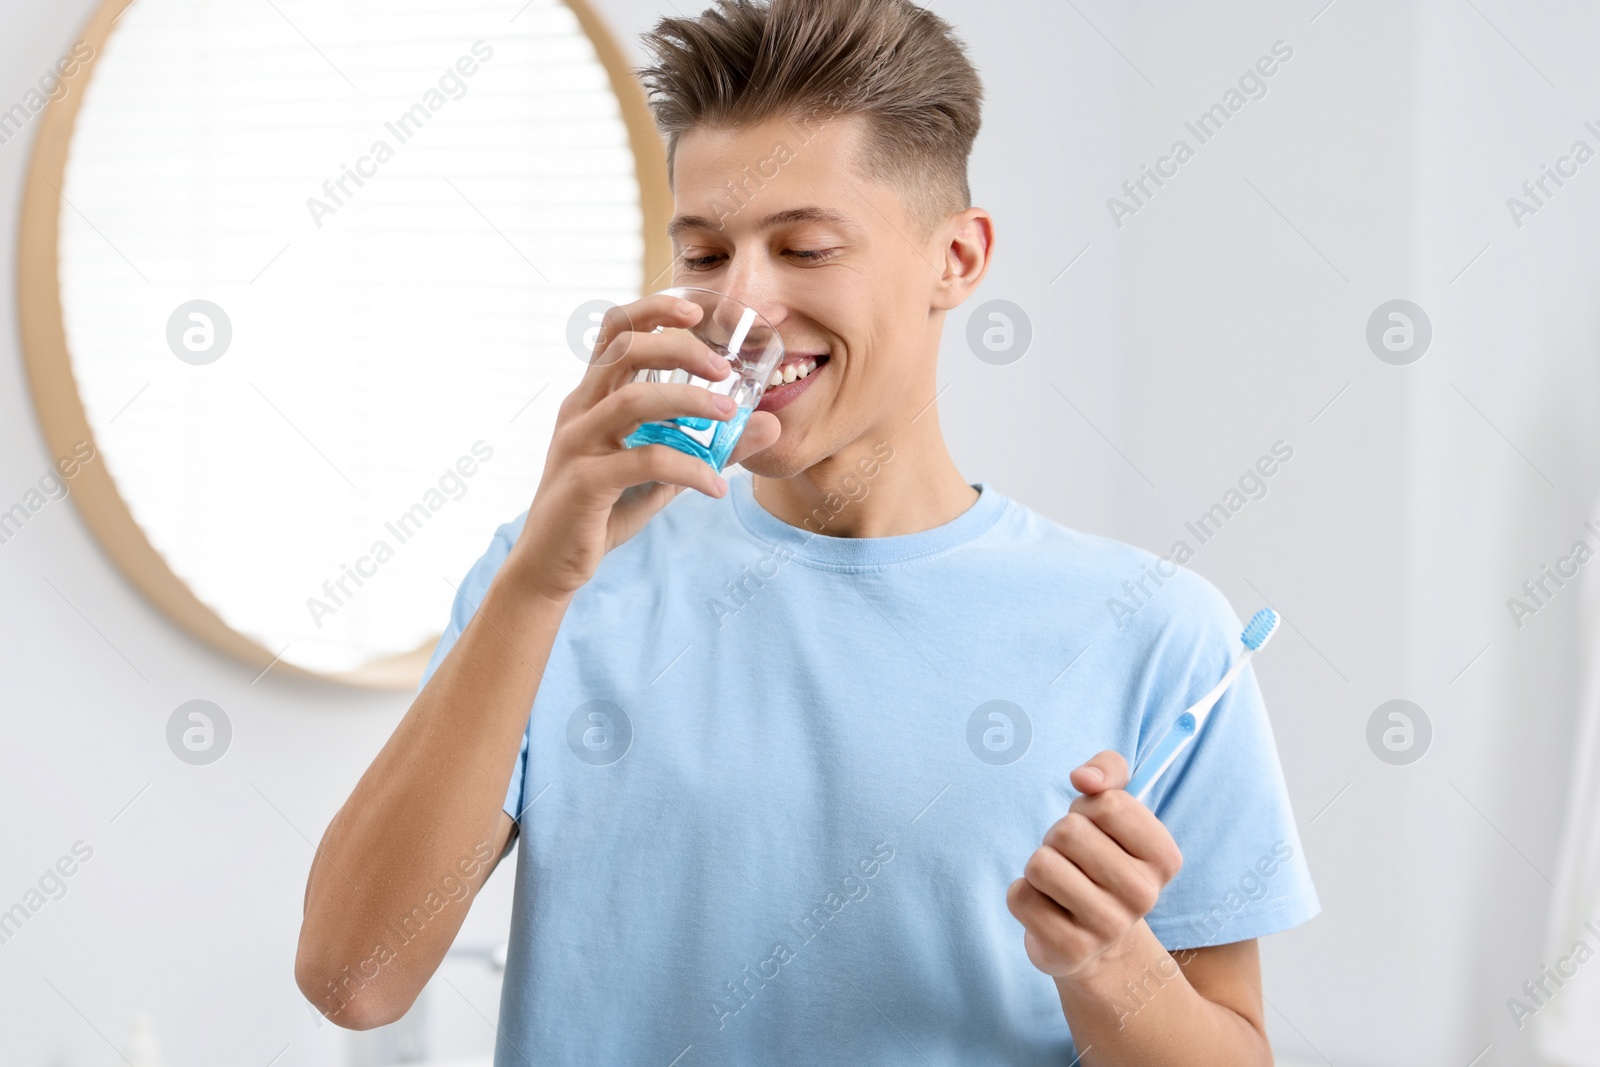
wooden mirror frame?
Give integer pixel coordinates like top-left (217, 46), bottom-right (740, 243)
top-left (16, 0), bottom-right (673, 688)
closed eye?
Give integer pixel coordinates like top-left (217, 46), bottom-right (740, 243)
top-left (677, 248), bottom-right (840, 270)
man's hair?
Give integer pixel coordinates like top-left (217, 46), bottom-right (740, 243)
top-left (636, 0), bottom-right (983, 237)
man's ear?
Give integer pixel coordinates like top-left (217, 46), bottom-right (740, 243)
top-left (931, 206), bottom-right (994, 312)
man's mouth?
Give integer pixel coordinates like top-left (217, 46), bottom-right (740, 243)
top-left (756, 354), bottom-right (829, 414)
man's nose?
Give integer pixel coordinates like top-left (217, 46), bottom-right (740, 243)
top-left (709, 273), bottom-right (784, 342)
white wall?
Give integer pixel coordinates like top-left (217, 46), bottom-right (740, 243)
top-left (5, 1), bottom-right (1599, 1064)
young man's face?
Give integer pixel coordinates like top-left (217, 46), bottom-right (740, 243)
top-left (667, 113), bottom-right (958, 479)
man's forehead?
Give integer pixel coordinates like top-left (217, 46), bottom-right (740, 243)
top-left (675, 110), bottom-right (869, 160)
top-left (667, 113), bottom-right (884, 238)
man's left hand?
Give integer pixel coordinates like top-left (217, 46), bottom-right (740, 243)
top-left (1006, 749), bottom-right (1185, 981)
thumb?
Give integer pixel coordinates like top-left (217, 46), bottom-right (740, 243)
top-left (1070, 749), bottom-right (1130, 794)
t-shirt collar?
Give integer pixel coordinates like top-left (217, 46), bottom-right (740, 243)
top-left (728, 467), bottom-right (1006, 570)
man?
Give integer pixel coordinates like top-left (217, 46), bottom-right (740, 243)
top-left (295, 1), bottom-right (1319, 1062)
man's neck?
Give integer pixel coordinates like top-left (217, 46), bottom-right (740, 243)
top-left (750, 405), bottom-right (978, 539)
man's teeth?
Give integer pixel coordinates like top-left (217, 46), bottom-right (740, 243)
top-left (768, 358), bottom-right (819, 388)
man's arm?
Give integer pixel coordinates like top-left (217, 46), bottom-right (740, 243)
top-left (1006, 751), bottom-right (1272, 1066)
top-left (1052, 926), bottom-right (1268, 1065)
top-left (293, 292), bottom-right (780, 1030)
top-left (294, 570), bottom-right (570, 1029)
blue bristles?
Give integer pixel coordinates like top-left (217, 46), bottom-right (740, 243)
top-left (1241, 607), bottom-right (1280, 651)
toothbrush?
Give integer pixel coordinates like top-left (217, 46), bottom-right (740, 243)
top-left (1123, 608), bottom-right (1281, 805)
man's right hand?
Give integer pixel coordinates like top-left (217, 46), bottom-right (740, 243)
top-left (508, 293), bottom-right (781, 601)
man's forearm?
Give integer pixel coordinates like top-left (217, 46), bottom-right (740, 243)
top-left (295, 553), bottom-right (569, 1026)
top-left (1053, 922), bottom-right (1270, 1067)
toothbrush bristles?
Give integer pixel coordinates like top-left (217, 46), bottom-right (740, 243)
top-left (1241, 608), bottom-right (1280, 651)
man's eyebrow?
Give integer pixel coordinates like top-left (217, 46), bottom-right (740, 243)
top-left (667, 206), bottom-right (856, 240)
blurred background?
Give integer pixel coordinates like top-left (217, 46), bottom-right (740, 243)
top-left (4, 0), bottom-right (1600, 1064)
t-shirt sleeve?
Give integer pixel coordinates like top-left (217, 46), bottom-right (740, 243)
top-left (415, 515), bottom-right (532, 825)
top-left (1134, 572), bottom-right (1321, 951)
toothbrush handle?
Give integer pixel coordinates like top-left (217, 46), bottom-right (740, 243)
top-left (1126, 713), bottom-right (1197, 804)
top-left (1125, 647), bottom-right (1256, 805)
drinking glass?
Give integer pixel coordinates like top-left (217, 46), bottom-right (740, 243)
top-left (621, 287), bottom-right (784, 472)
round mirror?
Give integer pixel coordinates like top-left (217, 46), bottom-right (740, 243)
top-left (19, 0), bottom-right (670, 686)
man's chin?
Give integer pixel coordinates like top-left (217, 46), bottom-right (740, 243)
top-left (734, 421), bottom-right (885, 482)
top-left (735, 447), bottom-right (815, 481)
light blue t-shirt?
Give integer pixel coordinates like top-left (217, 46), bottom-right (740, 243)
top-left (418, 469), bottom-right (1319, 1065)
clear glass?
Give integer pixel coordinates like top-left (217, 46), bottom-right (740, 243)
top-left (622, 287), bottom-right (785, 472)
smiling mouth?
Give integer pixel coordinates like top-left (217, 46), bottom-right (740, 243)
top-left (756, 354), bottom-right (829, 413)
top-left (765, 354), bottom-right (827, 389)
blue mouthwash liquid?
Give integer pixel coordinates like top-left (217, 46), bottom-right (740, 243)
top-left (624, 405), bottom-right (753, 472)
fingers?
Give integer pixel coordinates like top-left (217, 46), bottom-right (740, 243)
top-left (725, 410), bottom-right (781, 467)
top-left (593, 327), bottom-right (731, 397)
top-left (1067, 786), bottom-right (1184, 880)
top-left (1069, 749), bottom-right (1129, 794)
top-left (1006, 877), bottom-right (1098, 976)
top-left (587, 292), bottom-right (699, 365)
top-left (1041, 811), bottom-right (1165, 920)
top-left (591, 443), bottom-right (727, 500)
top-left (1012, 749), bottom-right (1185, 980)
top-left (1014, 802), bottom-right (1180, 981)
top-left (573, 296), bottom-right (728, 407)
top-left (1022, 840), bottom-right (1131, 942)
top-left (570, 380), bottom-right (738, 451)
